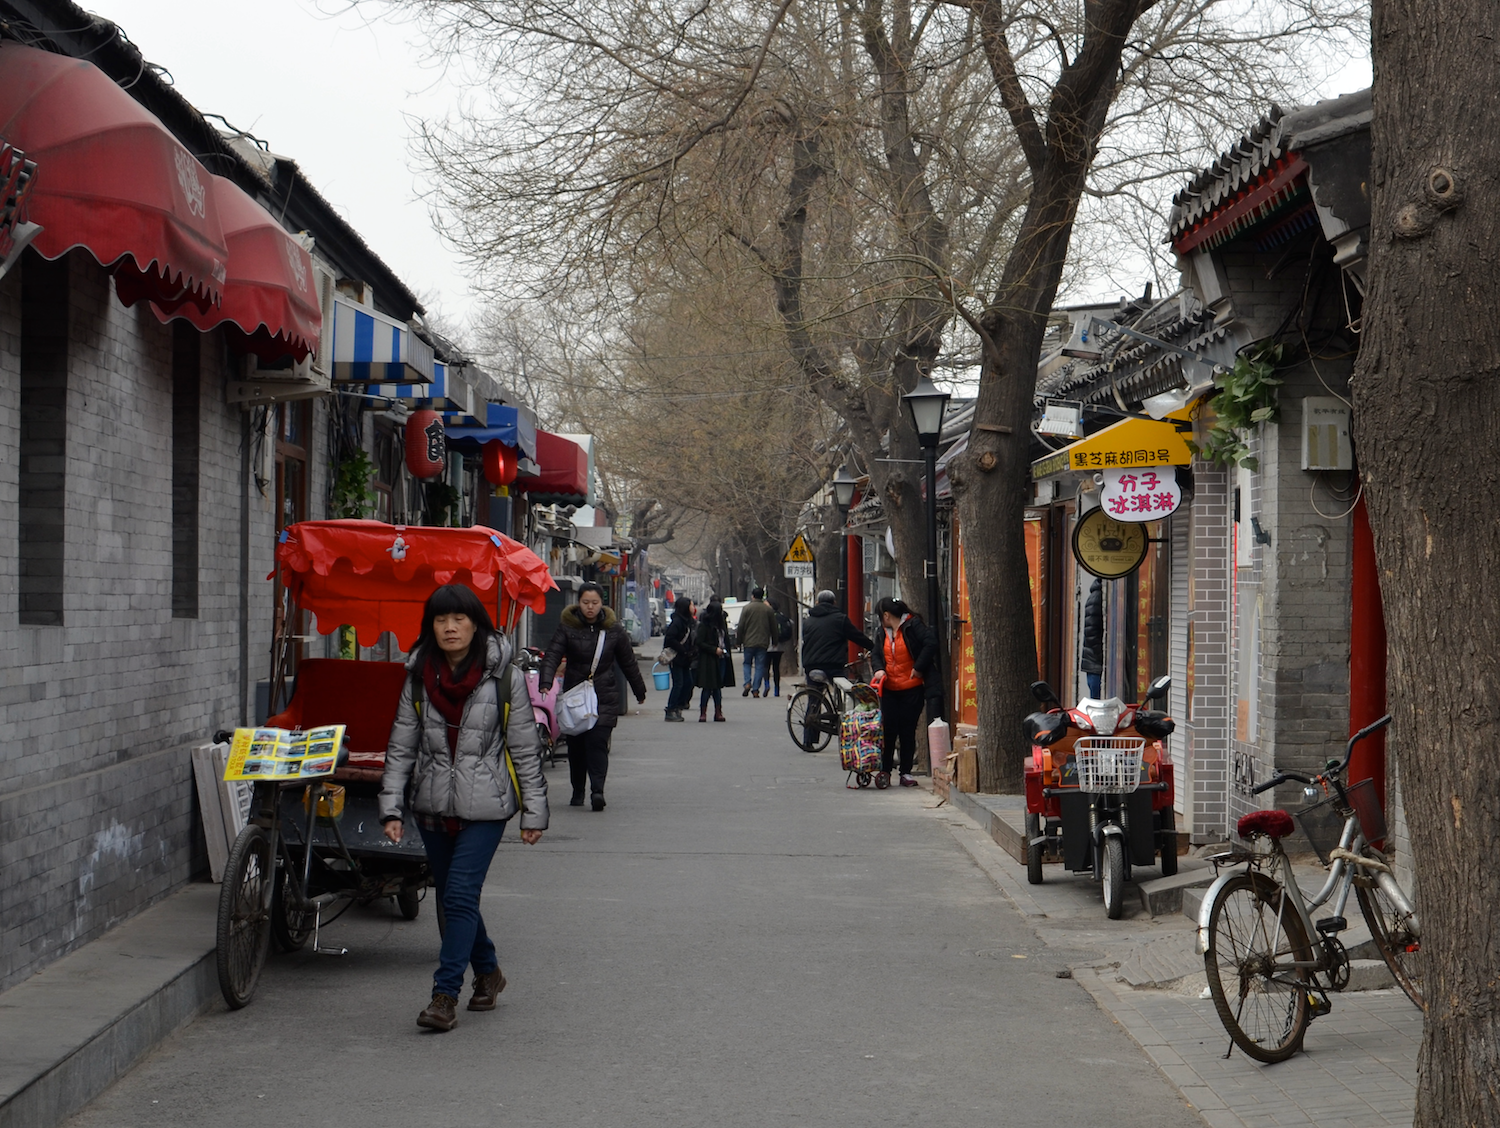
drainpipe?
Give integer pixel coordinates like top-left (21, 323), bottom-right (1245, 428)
top-left (1348, 496), bottom-right (1387, 808)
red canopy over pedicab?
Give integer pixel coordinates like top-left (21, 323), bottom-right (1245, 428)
top-left (267, 520), bottom-right (555, 772)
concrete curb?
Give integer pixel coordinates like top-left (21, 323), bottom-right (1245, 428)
top-left (0, 884), bottom-right (219, 1128)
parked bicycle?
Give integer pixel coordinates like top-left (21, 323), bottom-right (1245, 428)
top-left (1197, 714), bottom-right (1423, 1063)
top-left (785, 662), bottom-right (870, 754)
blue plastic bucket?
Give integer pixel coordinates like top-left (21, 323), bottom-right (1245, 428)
top-left (652, 667), bottom-right (671, 691)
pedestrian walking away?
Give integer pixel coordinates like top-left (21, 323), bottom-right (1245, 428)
top-left (695, 599), bottom-right (731, 721)
top-left (736, 586), bottom-right (778, 698)
top-left (539, 582), bottom-right (648, 811)
top-left (379, 583), bottom-right (549, 1032)
top-left (799, 589), bottom-right (874, 683)
top-left (660, 595), bottom-right (697, 721)
top-left (1081, 578), bottom-right (1104, 699)
top-left (765, 597), bottom-right (793, 698)
top-left (870, 596), bottom-right (940, 788)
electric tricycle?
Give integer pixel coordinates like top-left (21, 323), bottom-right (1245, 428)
top-left (212, 520), bottom-right (555, 1009)
top-left (1022, 676), bottom-right (1178, 918)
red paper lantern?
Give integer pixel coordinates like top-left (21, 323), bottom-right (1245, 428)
top-left (404, 409), bottom-right (446, 479)
top-left (482, 440), bottom-right (518, 487)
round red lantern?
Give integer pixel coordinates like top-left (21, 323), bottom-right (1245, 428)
top-left (482, 440), bottom-right (518, 487)
top-left (404, 409), bottom-right (446, 479)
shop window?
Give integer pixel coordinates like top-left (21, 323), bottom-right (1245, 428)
top-left (372, 425), bottom-right (399, 522)
top-left (171, 322), bottom-right (200, 617)
top-left (1125, 520), bottom-right (1170, 703)
top-left (18, 251), bottom-right (68, 626)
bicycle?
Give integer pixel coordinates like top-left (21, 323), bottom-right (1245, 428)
top-left (1197, 714), bottom-right (1423, 1063)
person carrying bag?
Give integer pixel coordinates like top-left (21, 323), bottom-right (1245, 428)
top-left (539, 582), bottom-right (647, 811)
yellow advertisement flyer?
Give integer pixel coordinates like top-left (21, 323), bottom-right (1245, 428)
top-left (223, 725), bottom-right (346, 781)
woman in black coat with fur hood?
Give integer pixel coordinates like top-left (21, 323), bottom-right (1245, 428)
top-left (539, 583), bottom-right (648, 810)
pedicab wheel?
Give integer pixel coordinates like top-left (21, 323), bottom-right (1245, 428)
top-left (874, 771), bottom-right (891, 790)
top-left (856, 772), bottom-right (872, 788)
top-left (1025, 812), bottom-right (1044, 885)
top-left (217, 825), bottom-right (273, 1009)
top-left (1158, 806), bottom-right (1179, 877)
top-left (1101, 835), bottom-right (1126, 920)
top-left (270, 871), bottom-right (313, 952)
top-left (396, 883), bottom-right (422, 922)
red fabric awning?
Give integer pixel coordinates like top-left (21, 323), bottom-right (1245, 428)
top-left (163, 176), bottom-right (322, 361)
top-left (517, 430), bottom-right (589, 502)
top-left (0, 44), bottom-right (227, 311)
top-left (274, 520), bottom-right (557, 649)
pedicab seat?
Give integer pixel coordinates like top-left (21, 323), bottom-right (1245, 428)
top-left (266, 659), bottom-right (408, 780)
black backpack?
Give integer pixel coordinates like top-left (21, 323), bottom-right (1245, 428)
top-left (775, 613), bottom-right (794, 643)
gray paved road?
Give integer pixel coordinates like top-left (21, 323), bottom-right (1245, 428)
top-left (68, 686), bottom-right (1203, 1128)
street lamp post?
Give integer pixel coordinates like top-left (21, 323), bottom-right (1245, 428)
top-left (902, 374), bottom-right (951, 717)
top-left (832, 460), bottom-right (858, 620)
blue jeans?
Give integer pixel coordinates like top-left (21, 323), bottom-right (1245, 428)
top-left (742, 647), bottom-right (768, 692)
top-left (417, 819), bottom-right (507, 999)
top-left (1086, 673), bottom-right (1101, 699)
top-left (668, 664), bottom-right (694, 711)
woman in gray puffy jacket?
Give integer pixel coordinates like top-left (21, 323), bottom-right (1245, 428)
top-left (379, 583), bottom-right (549, 1033)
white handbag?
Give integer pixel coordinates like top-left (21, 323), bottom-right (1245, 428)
top-left (556, 631), bottom-right (608, 736)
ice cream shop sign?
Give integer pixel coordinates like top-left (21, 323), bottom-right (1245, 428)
top-left (1098, 467), bottom-right (1182, 521)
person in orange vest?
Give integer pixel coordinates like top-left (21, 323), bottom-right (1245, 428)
top-left (869, 596), bottom-right (940, 788)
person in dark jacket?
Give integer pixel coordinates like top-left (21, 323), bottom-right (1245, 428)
top-left (800, 590), bottom-right (874, 680)
top-left (539, 582), bottom-right (647, 811)
top-left (1081, 578), bottom-right (1104, 698)
top-left (869, 596), bottom-right (940, 787)
top-left (660, 596), bottom-right (697, 722)
top-left (695, 599), bottom-right (730, 722)
top-left (380, 583), bottom-right (548, 1032)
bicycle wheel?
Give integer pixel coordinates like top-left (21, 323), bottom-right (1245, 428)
top-left (1356, 877), bottom-right (1424, 1010)
top-left (1203, 871), bottom-right (1313, 1062)
top-left (217, 825), bottom-right (273, 1009)
top-left (270, 869), bottom-right (313, 952)
top-left (1025, 812), bottom-right (1044, 885)
top-left (1101, 835), bottom-right (1126, 919)
top-left (786, 688), bottom-right (836, 752)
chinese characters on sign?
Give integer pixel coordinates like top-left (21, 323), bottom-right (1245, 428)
top-left (1098, 467), bottom-right (1182, 521)
top-left (1070, 446), bottom-right (1174, 470)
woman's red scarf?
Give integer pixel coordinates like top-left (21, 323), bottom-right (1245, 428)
top-left (423, 652), bottom-right (485, 755)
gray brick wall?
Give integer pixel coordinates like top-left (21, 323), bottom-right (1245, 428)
top-left (1185, 461), bottom-right (1232, 841)
top-left (0, 251), bottom-right (284, 989)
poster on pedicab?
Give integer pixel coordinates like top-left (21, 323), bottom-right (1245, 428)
top-left (223, 725), bottom-right (346, 781)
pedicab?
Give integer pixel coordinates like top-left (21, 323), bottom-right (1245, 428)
top-left (212, 520), bottom-right (555, 1009)
top-left (1021, 676), bottom-right (1178, 919)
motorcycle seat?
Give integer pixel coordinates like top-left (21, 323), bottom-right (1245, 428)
top-left (1237, 809), bottom-right (1296, 841)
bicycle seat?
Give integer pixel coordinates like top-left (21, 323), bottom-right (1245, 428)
top-left (1237, 809), bottom-right (1295, 841)
top-left (806, 670), bottom-right (830, 686)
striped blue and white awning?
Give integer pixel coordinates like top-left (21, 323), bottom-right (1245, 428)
top-left (364, 360), bottom-right (473, 412)
top-left (331, 296), bottom-right (435, 383)
top-left (445, 401), bottom-right (537, 461)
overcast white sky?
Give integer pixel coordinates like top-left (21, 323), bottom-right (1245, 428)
top-left (86, 0), bottom-right (477, 326)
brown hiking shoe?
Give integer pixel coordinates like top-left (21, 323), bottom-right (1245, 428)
top-left (468, 968), bottom-right (507, 1011)
top-left (418, 993), bottom-right (459, 1031)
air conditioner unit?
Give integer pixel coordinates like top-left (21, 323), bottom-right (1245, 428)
top-left (1037, 401), bottom-right (1084, 438)
top-left (228, 352), bottom-right (327, 405)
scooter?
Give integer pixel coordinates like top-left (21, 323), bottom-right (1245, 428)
top-left (1021, 676), bottom-right (1177, 919)
top-left (517, 646), bottom-right (562, 766)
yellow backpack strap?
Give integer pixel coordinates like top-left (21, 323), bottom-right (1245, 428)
top-left (502, 697), bottom-right (521, 802)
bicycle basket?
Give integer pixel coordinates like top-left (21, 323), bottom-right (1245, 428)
top-left (1346, 777), bottom-right (1387, 843)
top-left (1073, 737), bottom-right (1145, 793)
top-left (1293, 798), bottom-right (1347, 865)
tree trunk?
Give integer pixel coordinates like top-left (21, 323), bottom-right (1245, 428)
top-left (1355, 2), bottom-right (1500, 1120)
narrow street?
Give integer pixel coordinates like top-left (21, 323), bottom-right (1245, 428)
top-left (67, 686), bottom-right (1200, 1128)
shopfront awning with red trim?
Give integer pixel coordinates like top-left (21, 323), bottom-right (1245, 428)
top-left (516, 430), bottom-right (589, 504)
top-left (163, 176), bottom-right (322, 361)
top-left (0, 44), bottom-right (228, 312)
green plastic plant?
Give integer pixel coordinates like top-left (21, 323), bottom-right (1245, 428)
top-left (331, 449), bottom-right (377, 519)
top-left (1191, 344), bottom-right (1283, 472)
